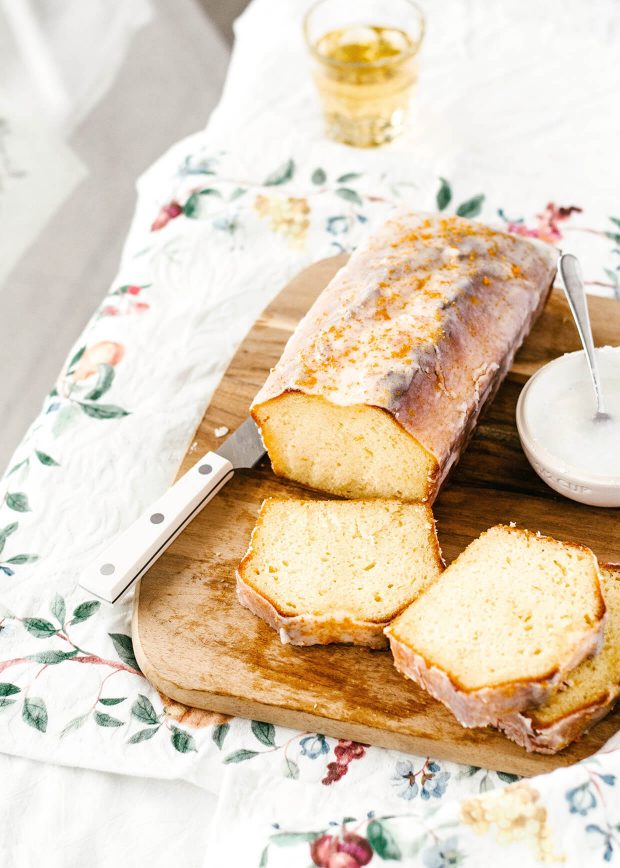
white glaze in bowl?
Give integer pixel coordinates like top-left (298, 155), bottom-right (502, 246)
top-left (516, 347), bottom-right (620, 507)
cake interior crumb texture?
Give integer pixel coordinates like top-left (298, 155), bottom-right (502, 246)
top-left (239, 498), bottom-right (443, 622)
top-left (387, 525), bottom-right (604, 691)
top-left (254, 394), bottom-right (435, 501)
top-left (528, 564), bottom-right (620, 726)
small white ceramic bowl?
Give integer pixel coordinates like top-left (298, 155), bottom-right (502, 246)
top-left (516, 348), bottom-right (620, 507)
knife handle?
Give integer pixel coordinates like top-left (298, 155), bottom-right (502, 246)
top-left (79, 452), bottom-right (233, 604)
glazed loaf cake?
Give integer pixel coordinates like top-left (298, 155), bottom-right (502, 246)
top-left (385, 525), bottom-right (606, 727)
top-left (498, 563), bottom-right (620, 753)
top-left (252, 212), bottom-right (558, 502)
top-left (236, 497), bottom-right (444, 648)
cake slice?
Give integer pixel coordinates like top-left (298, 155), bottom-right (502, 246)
top-left (498, 563), bottom-right (620, 753)
top-left (236, 498), bottom-right (444, 648)
top-left (385, 525), bottom-right (605, 727)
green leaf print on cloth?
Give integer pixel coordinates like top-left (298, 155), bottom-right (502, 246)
top-left (0, 683), bottom-right (20, 697)
top-left (34, 451), bottom-right (60, 467)
top-left (108, 633), bottom-right (141, 673)
top-left (252, 720), bottom-right (277, 748)
top-left (22, 697), bottom-right (48, 733)
top-left (28, 650), bottom-right (79, 665)
top-left (455, 194), bottom-right (485, 218)
top-left (264, 158), bottom-right (295, 186)
top-left (23, 618), bottom-right (58, 638)
top-left (212, 722), bottom-right (230, 750)
top-left (367, 819), bottom-right (401, 860)
top-left (436, 177), bottom-right (452, 211)
top-left (170, 726), bottom-right (197, 754)
top-left (128, 727), bottom-right (159, 744)
top-left (224, 749), bottom-right (260, 764)
top-left (94, 711), bottom-right (124, 728)
top-left (5, 492), bottom-right (30, 513)
top-left (131, 694), bottom-right (159, 725)
top-left (70, 601), bottom-right (101, 625)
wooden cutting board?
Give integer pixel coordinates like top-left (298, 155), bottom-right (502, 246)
top-left (133, 255), bottom-right (620, 776)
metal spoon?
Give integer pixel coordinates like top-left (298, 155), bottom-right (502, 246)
top-left (559, 252), bottom-right (610, 420)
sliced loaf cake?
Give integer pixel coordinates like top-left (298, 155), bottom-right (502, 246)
top-left (236, 498), bottom-right (444, 648)
top-left (498, 563), bottom-right (620, 753)
top-left (385, 525), bottom-right (606, 727)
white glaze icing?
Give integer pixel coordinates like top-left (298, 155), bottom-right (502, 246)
top-left (236, 572), bottom-right (389, 649)
top-left (497, 697), bottom-right (617, 754)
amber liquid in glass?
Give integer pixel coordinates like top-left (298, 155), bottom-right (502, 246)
top-left (312, 25), bottom-right (418, 147)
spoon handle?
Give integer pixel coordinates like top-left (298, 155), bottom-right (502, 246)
top-left (559, 253), bottom-right (608, 418)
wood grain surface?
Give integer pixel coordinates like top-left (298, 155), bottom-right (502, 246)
top-left (133, 255), bottom-right (620, 775)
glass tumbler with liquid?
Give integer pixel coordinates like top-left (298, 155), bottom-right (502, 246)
top-left (304, 0), bottom-right (425, 148)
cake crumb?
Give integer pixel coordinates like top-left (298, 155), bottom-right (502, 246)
top-left (189, 441), bottom-right (198, 453)
top-left (214, 426), bottom-right (229, 438)
top-left (509, 521), bottom-right (517, 527)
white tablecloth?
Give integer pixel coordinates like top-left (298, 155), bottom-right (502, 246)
top-left (2, 0), bottom-right (620, 864)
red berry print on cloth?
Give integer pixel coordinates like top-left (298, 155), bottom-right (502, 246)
top-left (99, 284), bottom-right (152, 319)
top-left (311, 831), bottom-right (373, 867)
top-left (151, 201), bottom-right (183, 231)
top-left (322, 739), bottom-right (367, 786)
top-left (498, 201), bottom-right (582, 244)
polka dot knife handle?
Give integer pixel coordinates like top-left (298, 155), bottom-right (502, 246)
top-left (79, 452), bottom-right (233, 603)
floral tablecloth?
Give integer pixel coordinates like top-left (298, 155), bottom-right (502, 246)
top-left (2, 0), bottom-right (620, 864)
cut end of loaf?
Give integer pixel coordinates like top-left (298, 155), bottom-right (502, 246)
top-left (252, 392), bottom-right (438, 502)
top-left (236, 497), bottom-right (444, 647)
top-left (385, 524), bottom-right (606, 726)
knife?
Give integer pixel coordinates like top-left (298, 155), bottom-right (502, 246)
top-left (79, 418), bottom-right (266, 604)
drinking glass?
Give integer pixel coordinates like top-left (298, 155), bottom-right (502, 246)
top-left (304, 0), bottom-right (425, 147)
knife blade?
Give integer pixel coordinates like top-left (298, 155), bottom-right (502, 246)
top-left (79, 418), bottom-right (266, 604)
